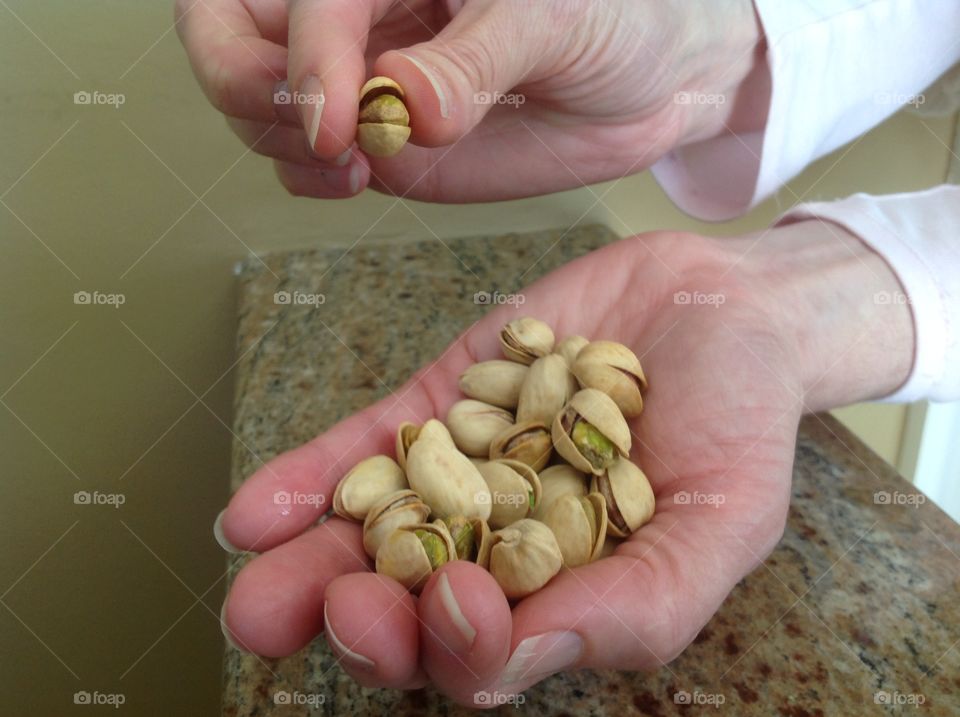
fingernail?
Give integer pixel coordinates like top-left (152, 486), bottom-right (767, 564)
top-left (297, 75), bottom-right (325, 151)
top-left (335, 146), bottom-right (353, 166)
top-left (348, 163), bottom-right (362, 194)
top-left (221, 599), bottom-right (247, 652)
top-left (437, 572), bottom-right (477, 651)
top-left (272, 80), bottom-right (298, 123)
top-left (213, 509), bottom-right (243, 554)
top-left (324, 602), bottom-right (376, 670)
top-left (396, 52), bottom-right (449, 119)
top-left (499, 631), bottom-right (583, 687)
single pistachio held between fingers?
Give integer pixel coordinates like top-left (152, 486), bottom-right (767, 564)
top-left (487, 519), bottom-right (563, 599)
top-left (442, 515), bottom-right (491, 563)
top-left (541, 492), bottom-right (607, 568)
top-left (445, 399), bottom-right (515, 457)
top-left (395, 418), bottom-right (455, 470)
top-left (406, 437), bottom-right (492, 521)
top-left (356, 76), bottom-right (411, 157)
top-left (375, 521), bottom-right (456, 593)
top-left (489, 420), bottom-right (553, 472)
top-left (552, 388), bottom-right (631, 475)
top-left (516, 353), bottom-right (575, 427)
top-left (500, 317), bottom-right (555, 365)
top-left (333, 455), bottom-right (407, 522)
top-left (532, 464), bottom-right (588, 521)
top-left (554, 335), bottom-right (589, 367)
top-left (362, 489), bottom-right (430, 559)
top-left (477, 459), bottom-right (542, 529)
top-left (459, 360), bottom-right (529, 409)
top-left (572, 340), bottom-right (648, 418)
top-left (591, 457), bottom-right (656, 537)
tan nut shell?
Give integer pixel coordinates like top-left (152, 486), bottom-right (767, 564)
top-left (357, 77), bottom-right (410, 157)
top-left (445, 399), bottom-right (515, 457)
top-left (572, 341), bottom-right (647, 418)
top-left (516, 353), bottom-right (575, 427)
top-left (477, 459), bottom-right (542, 529)
top-left (532, 464), bottom-right (588, 521)
top-left (375, 521), bottom-right (456, 593)
top-left (541, 492), bottom-right (607, 568)
top-left (406, 437), bottom-right (492, 521)
top-left (489, 420), bottom-right (552, 472)
top-left (591, 457), bottom-right (655, 537)
top-left (554, 335), bottom-right (589, 367)
top-left (395, 419), bottom-right (454, 470)
top-left (500, 317), bottom-right (555, 364)
top-left (551, 388), bottom-right (631, 475)
top-left (487, 519), bottom-right (562, 599)
top-left (362, 489), bottom-right (430, 559)
top-left (459, 360), bottom-right (528, 409)
top-left (333, 455), bottom-right (407, 522)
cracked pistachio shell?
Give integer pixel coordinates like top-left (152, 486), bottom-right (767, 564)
top-left (458, 360), bottom-right (528, 409)
top-left (477, 459), bottom-right (543, 529)
top-left (375, 521), bottom-right (456, 593)
top-left (406, 437), bottom-right (492, 521)
top-left (362, 489), bottom-right (430, 559)
top-left (591, 457), bottom-right (655, 537)
top-left (357, 77), bottom-right (411, 157)
top-left (541, 492), bottom-right (607, 568)
top-left (487, 519), bottom-right (563, 599)
top-left (554, 335), bottom-right (589, 367)
top-left (532, 464), bottom-right (588, 521)
top-left (552, 389), bottom-right (631, 475)
top-left (572, 341), bottom-right (648, 418)
top-left (489, 420), bottom-right (552, 472)
top-left (333, 455), bottom-right (407, 521)
top-left (395, 419), bottom-right (454, 470)
top-left (446, 399), bottom-right (515, 457)
top-left (442, 515), bottom-right (491, 564)
top-left (517, 354), bottom-right (575, 427)
top-left (500, 317), bottom-right (555, 364)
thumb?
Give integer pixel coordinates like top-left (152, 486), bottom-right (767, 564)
top-left (374, 1), bottom-right (551, 146)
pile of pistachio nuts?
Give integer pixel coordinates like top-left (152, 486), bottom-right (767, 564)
top-left (332, 317), bottom-right (655, 600)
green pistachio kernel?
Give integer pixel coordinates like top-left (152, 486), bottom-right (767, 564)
top-left (415, 529), bottom-right (449, 570)
top-left (571, 419), bottom-right (616, 470)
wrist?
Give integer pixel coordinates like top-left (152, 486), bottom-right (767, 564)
top-left (736, 219), bottom-right (915, 412)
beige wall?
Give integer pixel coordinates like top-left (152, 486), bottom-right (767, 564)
top-left (1, 2), bottom-right (954, 713)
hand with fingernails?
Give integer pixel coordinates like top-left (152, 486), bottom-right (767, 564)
top-left (213, 223), bottom-right (913, 706)
top-left (175, 0), bottom-right (767, 201)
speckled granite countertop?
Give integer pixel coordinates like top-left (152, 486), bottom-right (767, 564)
top-left (224, 225), bottom-right (959, 716)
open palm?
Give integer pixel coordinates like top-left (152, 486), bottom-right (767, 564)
top-left (218, 231), bottom-right (803, 705)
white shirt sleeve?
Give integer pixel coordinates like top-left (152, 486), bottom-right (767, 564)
top-left (651, 1), bottom-right (960, 221)
top-left (777, 186), bottom-right (960, 403)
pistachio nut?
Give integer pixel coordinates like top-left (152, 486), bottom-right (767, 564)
top-left (458, 360), bottom-right (528, 409)
top-left (591, 457), bottom-right (655, 537)
top-left (532, 464), bottom-right (588, 521)
top-left (554, 334), bottom-right (589, 367)
top-left (375, 521), bottom-right (456, 593)
top-left (395, 419), bottom-right (454, 470)
top-left (489, 420), bottom-right (552, 472)
top-left (541, 493), bottom-right (607, 568)
top-left (572, 341), bottom-right (647, 418)
top-left (487, 519), bottom-right (563, 599)
top-left (445, 399), bottom-right (515, 457)
top-left (442, 515), bottom-right (491, 564)
top-left (362, 489), bottom-right (431, 559)
top-left (333, 455), bottom-right (407, 522)
top-left (356, 76), bottom-right (411, 157)
top-left (477, 459), bottom-right (543, 529)
top-left (552, 388), bottom-right (631, 474)
top-left (406, 437), bottom-right (492, 521)
top-left (500, 317), bottom-right (555, 364)
top-left (516, 353), bottom-right (575, 427)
